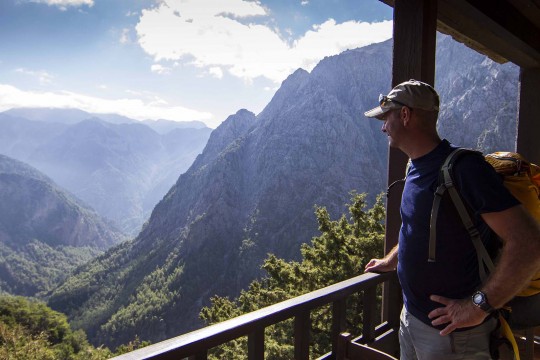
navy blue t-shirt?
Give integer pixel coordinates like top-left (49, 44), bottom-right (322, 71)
top-left (397, 139), bottom-right (520, 327)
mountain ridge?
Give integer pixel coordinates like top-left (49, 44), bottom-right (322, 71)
top-left (0, 154), bottom-right (126, 296)
top-left (0, 114), bottom-right (212, 235)
top-left (2, 107), bottom-right (208, 131)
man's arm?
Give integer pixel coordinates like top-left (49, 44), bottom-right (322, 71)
top-left (429, 205), bottom-right (540, 335)
top-left (365, 244), bottom-right (399, 273)
top-left (479, 205), bottom-right (540, 306)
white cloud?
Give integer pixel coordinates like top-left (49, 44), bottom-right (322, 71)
top-left (0, 84), bottom-right (214, 125)
top-left (15, 68), bottom-right (54, 85)
top-left (119, 28), bottom-right (131, 44)
top-left (151, 64), bottom-right (172, 75)
top-left (135, 0), bottom-right (392, 83)
top-left (291, 19), bottom-right (393, 70)
top-left (208, 67), bottom-right (224, 79)
top-left (28, 0), bottom-right (94, 10)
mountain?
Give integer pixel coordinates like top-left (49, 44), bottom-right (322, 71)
top-left (0, 114), bottom-right (212, 235)
top-left (0, 114), bottom-right (69, 160)
top-left (142, 119), bottom-right (208, 134)
top-left (0, 154), bottom-right (126, 297)
top-left (2, 107), bottom-right (208, 130)
top-left (435, 36), bottom-right (518, 151)
top-left (3, 108), bottom-right (99, 125)
top-left (47, 34), bottom-right (519, 348)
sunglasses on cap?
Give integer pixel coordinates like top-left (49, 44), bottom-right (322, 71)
top-left (378, 94), bottom-right (408, 108)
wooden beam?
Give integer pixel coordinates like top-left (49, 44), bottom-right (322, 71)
top-left (517, 67), bottom-right (540, 164)
top-left (507, 0), bottom-right (540, 27)
top-left (381, 0), bottom-right (540, 68)
top-left (437, 0), bottom-right (540, 68)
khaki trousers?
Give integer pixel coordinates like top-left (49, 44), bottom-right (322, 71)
top-left (399, 306), bottom-right (497, 360)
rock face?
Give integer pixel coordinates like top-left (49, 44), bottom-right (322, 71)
top-left (0, 155), bottom-right (126, 296)
top-left (48, 34), bottom-right (519, 348)
top-left (435, 36), bottom-right (518, 151)
top-left (0, 113), bottom-right (212, 235)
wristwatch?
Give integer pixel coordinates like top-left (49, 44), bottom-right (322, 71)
top-left (472, 290), bottom-right (495, 313)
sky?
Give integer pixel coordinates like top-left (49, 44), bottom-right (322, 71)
top-left (0, 0), bottom-right (393, 128)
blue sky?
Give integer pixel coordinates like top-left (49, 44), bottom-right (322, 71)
top-left (0, 0), bottom-right (393, 128)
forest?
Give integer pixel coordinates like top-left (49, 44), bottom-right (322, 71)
top-left (1, 192), bottom-right (384, 359)
top-left (0, 295), bottom-right (149, 359)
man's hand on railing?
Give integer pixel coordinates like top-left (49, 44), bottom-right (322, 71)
top-left (364, 258), bottom-right (396, 273)
top-left (364, 245), bottom-right (398, 273)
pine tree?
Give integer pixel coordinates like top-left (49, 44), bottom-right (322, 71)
top-left (200, 192), bottom-right (385, 359)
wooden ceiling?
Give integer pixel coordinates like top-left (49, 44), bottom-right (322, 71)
top-left (381, 0), bottom-right (540, 68)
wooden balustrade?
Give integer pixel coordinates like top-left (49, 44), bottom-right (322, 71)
top-left (112, 271), bottom-right (401, 360)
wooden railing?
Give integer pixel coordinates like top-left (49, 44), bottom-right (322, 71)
top-left (112, 271), bottom-right (401, 360)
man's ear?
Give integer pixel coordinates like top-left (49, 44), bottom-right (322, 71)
top-left (401, 106), bottom-right (412, 126)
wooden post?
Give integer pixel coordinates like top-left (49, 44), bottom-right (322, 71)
top-left (294, 310), bottom-right (311, 360)
top-left (362, 286), bottom-right (378, 344)
top-left (517, 67), bottom-right (540, 164)
top-left (248, 328), bottom-right (265, 360)
top-left (331, 299), bottom-right (347, 358)
top-left (382, 0), bottom-right (438, 345)
top-left (187, 353), bottom-right (208, 360)
top-left (386, 0), bottom-right (437, 252)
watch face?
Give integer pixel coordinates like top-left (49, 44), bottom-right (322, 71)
top-left (473, 293), bottom-right (484, 304)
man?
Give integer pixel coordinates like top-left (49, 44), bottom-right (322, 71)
top-left (363, 79), bottom-right (540, 359)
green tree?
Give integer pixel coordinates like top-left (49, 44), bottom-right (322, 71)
top-left (200, 192), bottom-right (385, 359)
top-left (0, 295), bottom-right (114, 359)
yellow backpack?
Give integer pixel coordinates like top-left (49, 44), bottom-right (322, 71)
top-left (484, 152), bottom-right (540, 297)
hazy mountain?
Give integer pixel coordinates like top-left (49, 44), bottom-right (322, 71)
top-left (0, 114), bottom-right (69, 160)
top-left (0, 114), bottom-right (212, 235)
top-left (142, 119), bottom-right (208, 134)
top-left (47, 34), bottom-right (519, 348)
top-left (0, 154), bottom-right (126, 297)
top-left (3, 107), bottom-right (209, 132)
top-left (3, 108), bottom-right (98, 125)
top-left (2, 108), bottom-right (208, 130)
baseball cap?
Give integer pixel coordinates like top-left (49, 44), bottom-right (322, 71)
top-left (364, 79), bottom-right (440, 120)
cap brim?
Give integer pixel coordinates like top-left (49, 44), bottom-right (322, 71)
top-left (364, 102), bottom-right (403, 120)
top-left (364, 106), bottom-right (386, 120)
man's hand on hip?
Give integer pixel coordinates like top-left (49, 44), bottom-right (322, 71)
top-left (428, 295), bottom-right (489, 336)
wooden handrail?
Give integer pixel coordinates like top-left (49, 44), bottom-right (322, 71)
top-left (111, 271), bottom-right (399, 360)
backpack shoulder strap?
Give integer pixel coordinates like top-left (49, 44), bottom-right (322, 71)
top-left (428, 148), bottom-right (495, 282)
